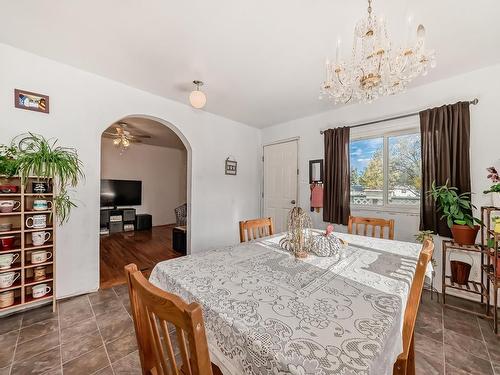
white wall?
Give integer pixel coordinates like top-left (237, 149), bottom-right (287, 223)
top-left (101, 138), bottom-right (187, 226)
top-left (0, 43), bottom-right (261, 298)
top-left (262, 64), bottom-right (500, 296)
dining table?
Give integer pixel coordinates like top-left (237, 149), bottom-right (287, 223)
top-left (149, 230), bottom-right (431, 375)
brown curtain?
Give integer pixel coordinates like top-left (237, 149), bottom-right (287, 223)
top-left (419, 101), bottom-right (471, 237)
top-left (323, 127), bottom-right (350, 225)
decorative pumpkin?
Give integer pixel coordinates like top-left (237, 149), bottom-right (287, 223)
top-left (310, 233), bottom-right (344, 257)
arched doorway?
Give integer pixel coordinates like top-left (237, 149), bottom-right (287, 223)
top-left (98, 115), bottom-right (192, 288)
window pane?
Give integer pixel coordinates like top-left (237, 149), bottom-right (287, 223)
top-left (388, 133), bottom-right (421, 206)
top-left (350, 138), bottom-right (384, 206)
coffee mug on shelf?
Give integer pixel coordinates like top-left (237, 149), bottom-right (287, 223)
top-left (32, 283), bottom-right (51, 299)
top-left (0, 200), bottom-right (20, 213)
top-left (31, 232), bottom-right (51, 247)
top-left (26, 215), bottom-right (47, 229)
top-left (32, 182), bottom-right (50, 194)
top-left (0, 253), bottom-right (19, 270)
top-left (33, 200), bottom-right (52, 211)
top-left (0, 271), bottom-right (20, 288)
top-left (30, 250), bottom-right (52, 264)
top-left (0, 236), bottom-right (15, 250)
top-left (33, 266), bottom-right (47, 281)
top-left (0, 185), bottom-right (18, 194)
top-left (0, 290), bottom-right (14, 308)
top-left (0, 223), bottom-right (12, 232)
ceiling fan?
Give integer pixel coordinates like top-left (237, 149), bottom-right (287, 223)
top-left (103, 122), bottom-right (151, 151)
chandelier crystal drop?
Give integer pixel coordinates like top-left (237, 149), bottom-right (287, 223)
top-left (320, 0), bottom-right (436, 104)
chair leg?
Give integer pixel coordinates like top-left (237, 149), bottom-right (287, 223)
top-left (407, 335), bottom-right (415, 375)
top-left (392, 359), bottom-right (405, 375)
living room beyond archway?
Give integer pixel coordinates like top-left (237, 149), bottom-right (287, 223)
top-left (99, 116), bottom-right (189, 288)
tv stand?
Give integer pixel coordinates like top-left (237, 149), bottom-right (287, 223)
top-left (100, 208), bottom-right (137, 234)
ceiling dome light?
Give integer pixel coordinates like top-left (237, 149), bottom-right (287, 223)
top-left (189, 80), bottom-right (207, 109)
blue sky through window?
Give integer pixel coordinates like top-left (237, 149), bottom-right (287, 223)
top-left (349, 138), bottom-right (383, 171)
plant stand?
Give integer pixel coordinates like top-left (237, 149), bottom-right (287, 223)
top-left (441, 240), bottom-right (490, 318)
top-left (424, 268), bottom-right (439, 302)
top-left (481, 206), bottom-right (500, 334)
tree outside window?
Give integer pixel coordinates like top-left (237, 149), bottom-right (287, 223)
top-left (350, 132), bottom-right (421, 207)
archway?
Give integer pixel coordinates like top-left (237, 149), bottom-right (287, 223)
top-left (98, 115), bottom-right (192, 288)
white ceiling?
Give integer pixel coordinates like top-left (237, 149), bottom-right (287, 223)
top-left (103, 117), bottom-right (185, 149)
top-left (1, 1), bottom-right (499, 128)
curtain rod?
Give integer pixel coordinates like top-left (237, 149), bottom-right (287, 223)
top-left (319, 98), bottom-right (479, 135)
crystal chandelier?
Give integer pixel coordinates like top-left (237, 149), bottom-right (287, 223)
top-left (320, 0), bottom-right (436, 104)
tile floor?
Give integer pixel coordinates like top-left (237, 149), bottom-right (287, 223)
top-left (0, 287), bottom-right (498, 374)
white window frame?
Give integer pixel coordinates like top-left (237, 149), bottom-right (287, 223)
top-left (350, 120), bottom-right (421, 214)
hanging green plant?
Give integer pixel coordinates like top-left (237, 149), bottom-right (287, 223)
top-left (52, 188), bottom-right (78, 225)
top-left (2, 133), bottom-right (85, 225)
top-left (13, 133), bottom-right (84, 190)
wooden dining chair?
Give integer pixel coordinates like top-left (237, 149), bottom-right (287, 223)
top-left (239, 217), bottom-right (274, 242)
top-left (347, 215), bottom-right (395, 240)
top-left (124, 264), bottom-right (222, 375)
top-left (393, 239), bottom-right (434, 375)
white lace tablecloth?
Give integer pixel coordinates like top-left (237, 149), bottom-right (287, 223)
top-left (149, 232), bottom-right (431, 375)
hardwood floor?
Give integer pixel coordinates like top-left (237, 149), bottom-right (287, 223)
top-left (99, 225), bottom-right (183, 289)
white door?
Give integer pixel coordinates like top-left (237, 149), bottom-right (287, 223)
top-left (263, 140), bottom-right (298, 233)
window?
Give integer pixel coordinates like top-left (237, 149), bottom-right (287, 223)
top-left (350, 131), bottom-right (421, 209)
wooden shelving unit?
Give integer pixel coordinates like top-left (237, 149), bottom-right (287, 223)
top-left (0, 176), bottom-right (56, 315)
top-left (441, 240), bottom-right (490, 318)
top-left (481, 206), bottom-right (500, 334)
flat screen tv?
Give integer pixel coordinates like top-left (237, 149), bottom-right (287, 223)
top-left (100, 179), bottom-right (142, 207)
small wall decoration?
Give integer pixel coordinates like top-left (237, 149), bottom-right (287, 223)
top-left (14, 89), bottom-right (50, 113)
top-left (225, 157), bottom-right (237, 175)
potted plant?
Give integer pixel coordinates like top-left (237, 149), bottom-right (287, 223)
top-left (415, 230), bottom-right (434, 244)
top-left (428, 181), bottom-right (482, 245)
top-left (12, 133), bottom-right (84, 224)
top-left (484, 166), bottom-right (500, 208)
top-left (415, 230), bottom-right (437, 267)
top-left (0, 145), bottom-right (20, 177)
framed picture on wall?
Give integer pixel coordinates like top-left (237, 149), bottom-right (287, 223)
top-left (309, 159), bottom-right (324, 183)
top-left (14, 89), bottom-right (50, 113)
top-left (225, 158), bottom-right (237, 175)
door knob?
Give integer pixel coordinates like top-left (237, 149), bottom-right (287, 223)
top-left (291, 200), bottom-right (296, 204)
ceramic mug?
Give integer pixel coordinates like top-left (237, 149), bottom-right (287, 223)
top-left (31, 232), bottom-right (51, 247)
top-left (0, 253), bottom-right (19, 270)
top-left (33, 266), bottom-right (47, 281)
top-left (33, 200), bottom-right (52, 211)
top-left (0, 272), bottom-right (20, 288)
top-left (0, 201), bottom-right (20, 213)
top-left (0, 223), bottom-right (12, 232)
top-left (31, 250), bottom-right (52, 264)
top-left (32, 283), bottom-right (51, 299)
top-left (32, 182), bottom-right (49, 194)
top-left (0, 290), bottom-right (14, 307)
top-left (0, 236), bottom-right (15, 250)
top-left (26, 215), bottom-right (47, 229)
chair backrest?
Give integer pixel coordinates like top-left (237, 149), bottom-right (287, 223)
top-left (124, 264), bottom-right (213, 375)
top-left (239, 217), bottom-right (274, 242)
top-left (175, 203), bottom-right (187, 226)
top-left (394, 239), bottom-right (434, 374)
top-left (347, 215), bottom-right (395, 240)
